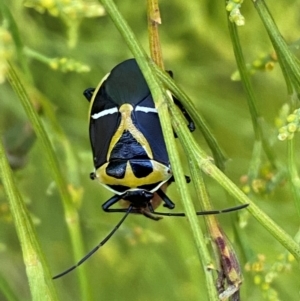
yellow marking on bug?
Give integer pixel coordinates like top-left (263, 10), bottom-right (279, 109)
top-left (97, 160), bottom-right (171, 193)
top-left (107, 104), bottom-right (153, 161)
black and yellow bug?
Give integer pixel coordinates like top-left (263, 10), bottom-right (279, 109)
top-left (53, 59), bottom-right (247, 279)
top-left (85, 58), bottom-right (190, 220)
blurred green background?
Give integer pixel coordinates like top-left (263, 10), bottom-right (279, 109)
top-left (1, 1), bottom-right (300, 300)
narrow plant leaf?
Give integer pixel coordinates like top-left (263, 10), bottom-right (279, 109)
top-left (6, 62), bottom-right (92, 299)
top-left (0, 140), bottom-right (58, 301)
top-left (0, 273), bottom-right (19, 301)
top-left (0, 2), bottom-right (32, 80)
top-left (153, 65), bottom-right (227, 170)
top-left (253, 0), bottom-right (300, 94)
top-left (227, 14), bottom-right (277, 170)
top-left (166, 102), bottom-right (300, 260)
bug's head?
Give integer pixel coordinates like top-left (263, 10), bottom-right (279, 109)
top-left (122, 189), bottom-right (153, 208)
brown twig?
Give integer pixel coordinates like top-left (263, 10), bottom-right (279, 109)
top-left (147, 0), bottom-right (164, 69)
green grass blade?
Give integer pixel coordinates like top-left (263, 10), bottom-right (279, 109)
top-left (253, 0), bottom-right (300, 94)
top-left (227, 14), bottom-right (277, 170)
top-left (174, 113), bottom-right (300, 260)
top-left (153, 65), bottom-right (227, 170)
top-left (0, 273), bottom-right (19, 301)
top-left (0, 2), bottom-right (32, 81)
top-left (0, 139), bottom-right (58, 301)
top-left (6, 62), bottom-right (92, 300)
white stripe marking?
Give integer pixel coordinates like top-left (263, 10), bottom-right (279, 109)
top-left (91, 107), bottom-right (118, 119)
top-left (135, 106), bottom-right (158, 113)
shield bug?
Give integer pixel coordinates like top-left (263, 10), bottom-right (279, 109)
top-left (53, 59), bottom-right (247, 279)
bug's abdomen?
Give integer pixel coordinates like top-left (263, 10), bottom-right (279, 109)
top-left (106, 159), bottom-right (153, 179)
top-left (96, 125), bottom-right (172, 193)
top-left (97, 159), bottom-right (171, 194)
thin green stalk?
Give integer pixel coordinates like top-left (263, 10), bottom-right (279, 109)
top-left (204, 159), bottom-right (300, 260)
top-left (163, 109), bottom-right (219, 301)
top-left (253, 0), bottom-right (300, 227)
top-left (24, 47), bottom-right (53, 65)
top-left (0, 139), bottom-right (58, 301)
top-left (6, 63), bottom-right (92, 300)
top-left (227, 22), bottom-right (260, 141)
top-left (153, 65), bottom-right (227, 171)
top-left (189, 165), bottom-right (224, 298)
top-left (0, 269), bottom-right (22, 301)
top-left (287, 139), bottom-right (300, 219)
top-left (0, 2), bottom-right (33, 82)
top-left (247, 140), bottom-right (262, 181)
top-left (167, 99), bottom-right (300, 261)
top-left (99, 0), bottom-right (300, 295)
top-left (147, 1), bottom-right (218, 297)
top-left (99, 0), bottom-right (218, 299)
top-left (227, 14), bottom-right (277, 170)
top-left (253, 0), bottom-right (300, 94)
top-left (170, 106), bottom-right (244, 297)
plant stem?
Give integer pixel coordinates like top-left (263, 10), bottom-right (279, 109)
top-left (227, 12), bottom-right (277, 170)
top-left (153, 65), bottom-right (227, 171)
top-left (287, 139), bottom-right (300, 219)
top-left (253, 0), bottom-right (300, 94)
top-left (100, 0), bottom-right (219, 299)
top-left (147, 0), bottom-right (164, 68)
top-left (0, 139), bottom-right (58, 301)
top-left (6, 63), bottom-right (92, 300)
top-left (167, 97), bottom-right (300, 261)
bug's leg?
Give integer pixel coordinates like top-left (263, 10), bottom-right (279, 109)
top-left (102, 194), bottom-right (142, 215)
top-left (173, 96), bottom-right (195, 132)
top-left (83, 88), bottom-right (95, 102)
top-left (184, 175), bottom-right (191, 183)
top-left (142, 208), bottom-right (162, 221)
top-left (166, 70), bottom-right (195, 132)
top-left (102, 194), bottom-right (127, 212)
top-left (148, 201), bottom-right (184, 217)
top-left (156, 189), bottom-right (175, 209)
top-left (169, 175), bottom-right (191, 184)
top-left (169, 176), bottom-right (175, 183)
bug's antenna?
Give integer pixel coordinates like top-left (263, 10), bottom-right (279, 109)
top-left (53, 205), bottom-right (133, 279)
top-left (153, 189), bottom-right (249, 217)
top-left (195, 203), bottom-right (249, 215)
